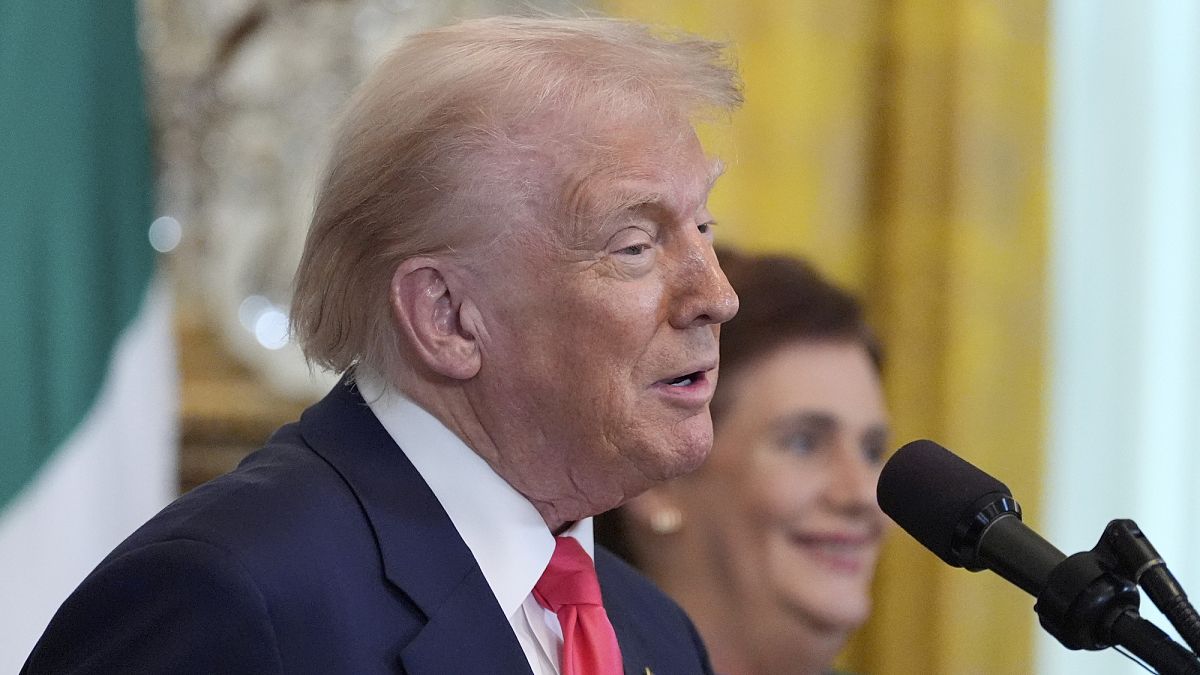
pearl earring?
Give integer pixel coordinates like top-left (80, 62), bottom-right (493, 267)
top-left (649, 508), bottom-right (682, 535)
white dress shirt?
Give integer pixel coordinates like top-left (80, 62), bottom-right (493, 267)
top-left (357, 371), bottom-right (593, 675)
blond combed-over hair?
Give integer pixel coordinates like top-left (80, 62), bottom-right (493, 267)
top-left (290, 15), bottom-right (742, 379)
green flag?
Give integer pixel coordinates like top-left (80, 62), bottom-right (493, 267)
top-left (0, 2), bottom-right (176, 667)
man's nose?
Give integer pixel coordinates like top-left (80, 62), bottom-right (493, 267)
top-left (668, 242), bottom-right (739, 329)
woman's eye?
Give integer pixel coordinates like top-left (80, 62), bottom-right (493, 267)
top-left (781, 431), bottom-right (818, 456)
top-left (862, 430), bottom-right (889, 464)
top-left (697, 221), bottom-right (714, 235)
top-left (618, 243), bottom-right (650, 256)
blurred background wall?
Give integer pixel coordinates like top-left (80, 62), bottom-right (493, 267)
top-left (2, 1), bottom-right (1197, 673)
top-left (1042, 2), bottom-right (1200, 673)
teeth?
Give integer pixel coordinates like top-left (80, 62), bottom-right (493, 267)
top-left (813, 542), bottom-right (860, 553)
top-left (798, 538), bottom-right (868, 554)
top-left (668, 376), bottom-right (694, 387)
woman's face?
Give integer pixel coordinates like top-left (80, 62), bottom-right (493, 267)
top-left (679, 339), bottom-right (889, 631)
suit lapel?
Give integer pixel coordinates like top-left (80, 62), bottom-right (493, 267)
top-left (610, 613), bottom-right (649, 675)
top-left (299, 378), bottom-right (532, 675)
top-left (597, 556), bottom-right (650, 675)
top-left (398, 564), bottom-right (534, 673)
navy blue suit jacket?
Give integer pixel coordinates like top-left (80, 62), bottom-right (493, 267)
top-left (24, 380), bottom-right (713, 674)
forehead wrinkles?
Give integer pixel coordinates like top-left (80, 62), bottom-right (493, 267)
top-left (477, 107), bottom-right (718, 250)
top-left (557, 136), bottom-right (722, 245)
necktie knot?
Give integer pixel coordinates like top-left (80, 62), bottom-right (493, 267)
top-left (534, 537), bottom-right (604, 611)
top-left (532, 536), bottom-right (623, 675)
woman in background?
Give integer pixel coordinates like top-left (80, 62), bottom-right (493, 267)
top-left (599, 247), bottom-right (890, 675)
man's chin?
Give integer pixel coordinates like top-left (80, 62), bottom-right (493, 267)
top-left (653, 420), bottom-right (714, 480)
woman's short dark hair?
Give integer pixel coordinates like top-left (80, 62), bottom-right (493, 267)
top-left (708, 245), bottom-right (882, 423)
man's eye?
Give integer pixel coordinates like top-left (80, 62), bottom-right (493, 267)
top-left (697, 221), bottom-right (714, 235)
top-left (618, 243), bottom-right (650, 256)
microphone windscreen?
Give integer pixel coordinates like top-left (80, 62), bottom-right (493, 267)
top-left (877, 439), bottom-right (1013, 567)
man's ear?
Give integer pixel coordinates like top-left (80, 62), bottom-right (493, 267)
top-left (390, 257), bottom-right (481, 380)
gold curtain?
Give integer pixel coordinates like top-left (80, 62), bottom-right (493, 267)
top-left (601, 1), bottom-right (1048, 673)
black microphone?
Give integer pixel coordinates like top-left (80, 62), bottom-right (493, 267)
top-left (876, 439), bottom-right (1066, 597)
top-left (877, 440), bottom-right (1200, 674)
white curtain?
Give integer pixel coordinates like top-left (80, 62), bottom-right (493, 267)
top-left (1043, 1), bottom-right (1200, 673)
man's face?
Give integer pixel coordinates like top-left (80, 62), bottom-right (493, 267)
top-left (464, 124), bottom-right (738, 525)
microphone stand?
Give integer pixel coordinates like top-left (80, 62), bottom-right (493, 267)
top-left (1032, 521), bottom-right (1200, 674)
top-left (1100, 519), bottom-right (1200, 656)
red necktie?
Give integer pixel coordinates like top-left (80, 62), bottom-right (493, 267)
top-left (533, 537), bottom-right (624, 675)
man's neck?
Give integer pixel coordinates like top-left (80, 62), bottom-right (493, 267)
top-left (394, 376), bottom-right (580, 531)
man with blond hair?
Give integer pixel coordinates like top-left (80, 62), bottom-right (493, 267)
top-left (26, 15), bottom-right (740, 674)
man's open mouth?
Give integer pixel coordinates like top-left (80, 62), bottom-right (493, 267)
top-left (664, 371), bottom-right (703, 387)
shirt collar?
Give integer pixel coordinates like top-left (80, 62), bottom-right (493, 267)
top-left (356, 369), bottom-right (594, 618)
